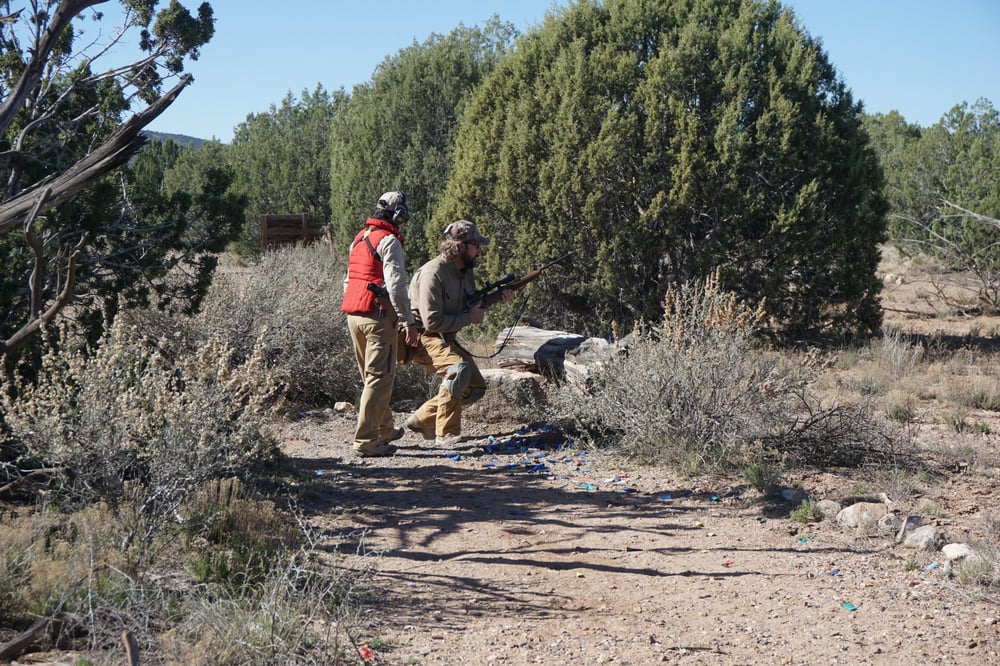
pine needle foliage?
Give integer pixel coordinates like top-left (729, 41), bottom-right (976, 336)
top-left (437, 0), bottom-right (887, 338)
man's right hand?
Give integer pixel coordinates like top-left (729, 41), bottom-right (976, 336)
top-left (404, 324), bottom-right (419, 347)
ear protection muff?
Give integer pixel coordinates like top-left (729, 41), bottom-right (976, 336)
top-left (393, 202), bottom-right (410, 225)
top-left (377, 191), bottom-right (410, 225)
top-left (391, 192), bottom-right (410, 225)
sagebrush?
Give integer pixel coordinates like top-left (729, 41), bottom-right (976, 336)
top-left (1, 315), bottom-right (281, 564)
top-left (197, 244), bottom-right (357, 408)
top-left (548, 272), bottom-right (906, 473)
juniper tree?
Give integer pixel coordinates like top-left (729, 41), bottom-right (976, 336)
top-left (328, 17), bottom-right (518, 267)
top-left (0, 0), bottom-right (215, 359)
top-left (435, 0), bottom-right (887, 338)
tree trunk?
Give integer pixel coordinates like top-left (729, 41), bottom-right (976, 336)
top-left (492, 325), bottom-right (620, 385)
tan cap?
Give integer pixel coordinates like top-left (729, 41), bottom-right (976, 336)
top-left (444, 219), bottom-right (489, 245)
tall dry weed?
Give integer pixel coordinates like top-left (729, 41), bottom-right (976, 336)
top-left (1, 315), bottom-right (280, 563)
top-left (197, 244), bottom-right (357, 408)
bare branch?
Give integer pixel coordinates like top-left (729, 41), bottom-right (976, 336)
top-left (0, 0), bottom-right (110, 133)
top-left (942, 199), bottom-right (1000, 231)
top-left (2, 234), bottom-right (87, 356)
top-left (23, 186), bottom-right (53, 319)
top-left (0, 75), bottom-right (192, 237)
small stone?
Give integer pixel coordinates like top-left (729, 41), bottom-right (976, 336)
top-left (941, 542), bottom-right (975, 561)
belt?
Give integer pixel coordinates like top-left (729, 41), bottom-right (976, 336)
top-left (346, 309), bottom-right (385, 318)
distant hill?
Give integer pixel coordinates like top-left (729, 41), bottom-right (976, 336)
top-left (143, 131), bottom-right (215, 149)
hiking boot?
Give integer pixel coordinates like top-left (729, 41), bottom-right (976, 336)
top-left (434, 433), bottom-right (462, 448)
top-left (405, 414), bottom-right (435, 441)
top-left (355, 442), bottom-right (397, 458)
top-left (385, 427), bottom-right (405, 443)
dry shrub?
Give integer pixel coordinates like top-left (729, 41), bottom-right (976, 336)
top-left (0, 477), bottom-right (363, 662)
top-left (549, 272), bottom-right (909, 473)
top-left (550, 272), bottom-right (798, 472)
top-left (158, 482), bottom-right (365, 665)
top-left (868, 327), bottom-right (925, 379)
top-left (948, 370), bottom-right (1000, 412)
top-left (164, 550), bottom-right (364, 666)
top-left (955, 545), bottom-right (1000, 592)
top-left (833, 328), bottom-right (925, 399)
top-left (1, 316), bottom-right (281, 564)
top-left (197, 243), bottom-right (356, 408)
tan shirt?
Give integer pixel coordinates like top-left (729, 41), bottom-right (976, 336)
top-left (409, 254), bottom-right (476, 334)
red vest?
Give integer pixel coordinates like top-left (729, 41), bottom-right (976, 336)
top-left (341, 219), bottom-right (403, 314)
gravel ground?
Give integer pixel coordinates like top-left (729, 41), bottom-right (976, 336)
top-left (281, 411), bottom-right (1000, 666)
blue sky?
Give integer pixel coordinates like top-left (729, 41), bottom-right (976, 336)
top-left (142, 1), bottom-right (999, 142)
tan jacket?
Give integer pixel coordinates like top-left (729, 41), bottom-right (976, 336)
top-left (409, 254), bottom-right (477, 334)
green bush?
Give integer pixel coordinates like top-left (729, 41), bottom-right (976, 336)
top-left (743, 461), bottom-right (783, 494)
top-left (789, 500), bottom-right (824, 523)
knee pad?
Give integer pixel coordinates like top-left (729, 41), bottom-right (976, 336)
top-left (441, 361), bottom-right (472, 398)
top-left (464, 385), bottom-right (486, 406)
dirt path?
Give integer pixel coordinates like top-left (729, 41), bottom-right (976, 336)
top-left (281, 413), bottom-right (999, 665)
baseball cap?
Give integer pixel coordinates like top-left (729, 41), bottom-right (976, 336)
top-left (444, 219), bottom-right (489, 246)
top-left (376, 191), bottom-right (410, 223)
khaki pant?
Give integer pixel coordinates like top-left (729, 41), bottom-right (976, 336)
top-left (347, 313), bottom-right (398, 450)
top-left (410, 332), bottom-right (486, 437)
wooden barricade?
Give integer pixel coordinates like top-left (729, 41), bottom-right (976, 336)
top-left (259, 214), bottom-right (325, 251)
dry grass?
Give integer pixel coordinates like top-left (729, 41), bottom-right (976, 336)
top-left (3, 244), bottom-right (1000, 661)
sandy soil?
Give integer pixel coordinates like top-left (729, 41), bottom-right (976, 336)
top-left (276, 255), bottom-right (1000, 665)
top-left (278, 410), bottom-right (998, 666)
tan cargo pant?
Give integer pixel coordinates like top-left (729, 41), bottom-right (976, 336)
top-left (347, 313), bottom-right (398, 450)
top-left (410, 332), bottom-right (486, 437)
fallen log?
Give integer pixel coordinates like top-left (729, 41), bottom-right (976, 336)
top-left (493, 325), bottom-right (622, 384)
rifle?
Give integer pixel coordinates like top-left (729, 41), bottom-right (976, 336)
top-left (468, 251), bottom-right (576, 309)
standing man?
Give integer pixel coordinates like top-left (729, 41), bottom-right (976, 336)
top-left (341, 191), bottom-right (419, 457)
top-left (405, 220), bottom-right (512, 447)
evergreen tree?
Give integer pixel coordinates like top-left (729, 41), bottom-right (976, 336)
top-left (329, 17), bottom-right (518, 266)
top-left (862, 111), bottom-right (928, 241)
top-left (227, 85), bottom-right (344, 254)
top-left (0, 1), bottom-right (216, 358)
top-left (436, 0), bottom-right (887, 338)
top-left (869, 99), bottom-right (1000, 312)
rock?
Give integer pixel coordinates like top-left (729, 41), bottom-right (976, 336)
top-left (942, 543), bottom-right (975, 561)
top-left (876, 513), bottom-right (903, 537)
top-left (333, 401), bottom-right (355, 413)
top-left (895, 515), bottom-right (924, 543)
top-left (901, 525), bottom-right (946, 551)
top-left (816, 499), bottom-right (841, 520)
top-left (836, 502), bottom-right (890, 530)
top-left (464, 369), bottom-right (545, 423)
